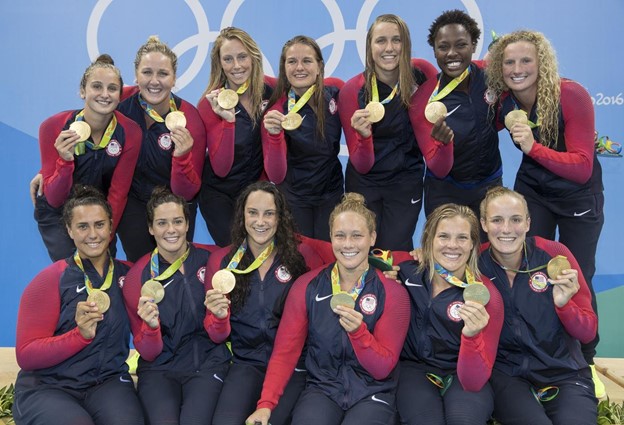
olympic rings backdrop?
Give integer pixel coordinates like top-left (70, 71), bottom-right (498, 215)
top-left (1, 0), bottom-right (623, 355)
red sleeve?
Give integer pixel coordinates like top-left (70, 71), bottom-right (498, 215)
top-left (203, 246), bottom-right (232, 343)
top-left (122, 255), bottom-right (163, 361)
top-left (197, 96), bottom-right (236, 178)
top-left (324, 77), bottom-right (345, 90)
top-left (264, 75), bottom-right (278, 88)
top-left (526, 80), bottom-right (595, 184)
top-left (533, 238), bottom-right (597, 343)
top-left (348, 270), bottom-right (410, 380)
top-left (457, 278), bottom-right (503, 391)
top-left (107, 111), bottom-right (141, 233)
top-left (337, 74), bottom-right (375, 174)
top-left (257, 270), bottom-right (314, 411)
top-left (15, 262), bottom-right (92, 370)
top-left (411, 58), bottom-right (438, 81)
top-left (297, 235), bottom-right (334, 268)
top-left (170, 100), bottom-right (206, 200)
top-left (409, 77), bottom-right (454, 178)
top-left (261, 95), bottom-right (288, 184)
top-left (391, 251), bottom-right (414, 264)
top-left (40, 111), bottom-right (75, 208)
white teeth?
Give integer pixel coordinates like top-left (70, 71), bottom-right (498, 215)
top-left (447, 61), bottom-right (461, 67)
top-left (342, 252), bottom-right (357, 258)
top-left (511, 76), bottom-right (526, 82)
top-left (444, 253), bottom-right (460, 259)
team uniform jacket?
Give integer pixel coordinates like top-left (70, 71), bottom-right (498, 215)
top-left (118, 92), bottom-right (206, 202)
top-left (396, 257), bottom-right (503, 391)
top-left (338, 59), bottom-right (437, 186)
top-left (122, 244), bottom-right (231, 372)
top-left (478, 236), bottom-right (597, 383)
top-left (410, 62), bottom-right (502, 187)
top-left (198, 81), bottom-right (274, 195)
top-left (262, 83), bottom-right (343, 204)
top-left (15, 257), bottom-right (132, 390)
top-left (497, 79), bottom-right (603, 198)
top-left (39, 110), bottom-right (141, 232)
top-left (255, 265), bottom-right (410, 411)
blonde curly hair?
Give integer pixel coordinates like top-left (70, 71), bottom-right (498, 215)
top-left (486, 30), bottom-right (561, 147)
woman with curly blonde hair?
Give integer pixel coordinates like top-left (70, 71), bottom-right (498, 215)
top-left (486, 30), bottom-right (604, 396)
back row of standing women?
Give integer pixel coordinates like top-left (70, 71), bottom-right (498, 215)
top-left (32, 7), bottom-right (604, 402)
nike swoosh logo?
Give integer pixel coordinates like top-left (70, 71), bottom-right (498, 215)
top-left (404, 279), bottom-right (423, 287)
top-left (162, 279), bottom-right (174, 289)
top-left (119, 376), bottom-right (132, 383)
top-left (315, 293), bottom-right (332, 302)
top-left (490, 276), bottom-right (497, 281)
top-left (371, 394), bottom-right (389, 405)
top-left (213, 373), bottom-right (223, 383)
top-left (573, 209), bottom-right (591, 217)
top-left (411, 198), bottom-right (422, 204)
top-left (76, 285), bottom-right (87, 293)
top-left (294, 368), bottom-right (307, 372)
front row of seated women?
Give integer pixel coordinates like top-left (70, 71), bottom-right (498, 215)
top-left (14, 183), bottom-right (597, 425)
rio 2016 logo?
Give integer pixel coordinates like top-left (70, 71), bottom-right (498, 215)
top-left (86, 0), bottom-right (484, 91)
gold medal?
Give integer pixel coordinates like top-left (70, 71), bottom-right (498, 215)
top-left (424, 101), bottom-right (448, 124)
top-left (69, 121), bottom-right (91, 142)
top-left (547, 255), bottom-right (571, 279)
top-left (281, 113), bottom-right (303, 131)
top-left (463, 284), bottom-right (490, 305)
top-left (330, 293), bottom-right (356, 310)
top-left (504, 109), bottom-right (529, 130)
top-left (217, 89), bottom-right (239, 110)
top-left (165, 111), bottom-right (187, 130)
top-left (365, 101), bottom-right (385, 123)
top-left (87, 289), bottom-right (110, 313)
top-left (141, 279), bottom-right (165, 303)
top-left (212, 269), bottom-right (236, 294)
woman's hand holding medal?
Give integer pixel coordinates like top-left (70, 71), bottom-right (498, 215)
top-left (430, 115), bottom-right (454, 145)
top-left (334, 304), bottom-right (363, 333)
top-left (170, 126), bottom-right (194, 158)
top-left (55, 129), bottom-right (82, 161)
top-left (263, 109), bottom-right (286, 135)
top-left (459, 301), bottom-right (490, 338)
top-left (74, 300), bottom-right (104, 339)
top-left (206, 89), bottom-right (237, 123)
top-left (549, 267), bottom-right (579, 308)
top-left (350, 108), bottom-right (373, 139)
top-left (508, 121), bottom-right (535, 154)
top-left (137, 296), bottom-right (160, 329)
top-left (204, 289), bottom-right (230, 319)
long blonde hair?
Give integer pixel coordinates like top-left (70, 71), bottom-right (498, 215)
top-left (200, 27), bottom-right (266, 124)
top-left (364, 14), bottom-right (415, 109)
top-left (486, 30), bottom-right (561, 147)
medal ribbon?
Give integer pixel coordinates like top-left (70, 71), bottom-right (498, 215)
top-left (73, 250), bottom-right (114, 294)
top-left (287, 85), bottom-right (316, 114)
top-left (138, 94), bottom-right (178, 123)
top-left (428, 66), bottom-right (470, 103)
top-left (488, 243), bottom-right (547, 274)
top-left (510, 97), bottom-right (539, 128)
top-left (149, 246), bottom-right (190, 281)
top-left (225, 240), bottom-right (275, 275)
top-left (433, 263), bottom-right (480, 288)
top-left (330, 262), bottom-right (369, 301)
top-left (225, 79), bottom-right (250, 95)
top-left (371, 73), bottom-right (398, 104)
top-left (73, 110), bottom-right (118, 155)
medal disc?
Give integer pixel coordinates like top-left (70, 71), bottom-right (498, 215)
top-left (424, 101), bottom-right (448, 124)
top-left (330, 292), bottom-right (356, 310)
top-left (69, 121), bottom-right (91, 142)
top-left (547, 255), bottom-right (571, 279)
top-left (141, 279), bottom-right (165, 303)
top-left (217, 89), bottom-right (239, 110)
top-left (365, 101), bottom-right (385, 123)
top-left (281, 113), bottom-right (303, 131)
top-left (504, 109), bottom-right (529, 130)
top-left (463, 284), bottom-right (490, 305)
top-left (212, 269), bottom-right (236, 294)
top-left (165, 111), bottom-right (187, 130)
top-left (87, 289), bottom-right (110, 313)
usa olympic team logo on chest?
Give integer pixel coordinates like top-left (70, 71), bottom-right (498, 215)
top-left (118, 276), bottom-right (125, 289)
top-left (275, 265), bottom-right (292, 283)
top-left (359, 293), bottom-right (377, 315)
top-left (328, 98), bottom-right (337, 115)
top-left (106, 139), bottom-right (122, 157)
top-left (197, 266), bottom-right (206, 283)
top-left (447, 301), bottom-right (463, 322)
top-left (158, 133), bottom-right (173, 150)
top-left (529, 272), bottom-right (549, 293)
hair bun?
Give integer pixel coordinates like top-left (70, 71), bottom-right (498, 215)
top-left (95, 53), bottom-right (114, 65)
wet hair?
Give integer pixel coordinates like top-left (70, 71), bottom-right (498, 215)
top-left (419, 203), bottom-right (481, 282)
top-left (364, 14), bottom-right (415, 109)
top-left (427, 9), bottom-right (481, 47)
top-left (268, 35), bottom-right (326, 141)
top-left (134, 35), bottom-right (178, 76)
top-left (62, 185), bottom-right (112, 228)
top-left (486, 30), bottom-right (560, 147)
top-left (329, 192), bottom-right (376, 235)
top-left (201, 27), bottom-right (266, 124)
top-left (79, 54), bottom-right (123, 96)
top-left (228, 181), bottom-right (307, 313)
top-left (146, 187), bottom-right (189, 226)
top-left (479, 185), bottom-right (530, 222)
